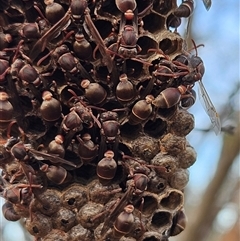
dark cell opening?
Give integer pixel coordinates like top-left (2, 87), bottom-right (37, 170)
top-left (144, 118), bottom-right (167, 138)
top-left (61, 219), bottom-right (69, 225)
top-left (67, 198), bottom-right (76, 206)
top-left (151, 211), bottom-right (171, 228)
top-left (160, 192), bottom-right (183, 210)
top-left (32, 226), bottom-right (39, 234)
top-left (142, 13), bottom-right (165, 33)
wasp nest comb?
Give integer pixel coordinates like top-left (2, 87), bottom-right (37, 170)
top-left (0, 0), bottom-right (213, 240)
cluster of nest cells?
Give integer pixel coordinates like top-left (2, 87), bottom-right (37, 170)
top-left (0, 0), bottom-right (216, 240)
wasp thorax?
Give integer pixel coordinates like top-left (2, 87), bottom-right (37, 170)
top-left (70, 0), bottom-right (88, 20)
top-left (10, 143), bottom-right (27, 160)
top-left (19, 64), bottom-right (40, 86)
top-left (20, 23), bottom-right (40, 39)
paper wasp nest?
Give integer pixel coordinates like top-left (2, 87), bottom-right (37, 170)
top-left (0, 0), bottom-right (214, 240)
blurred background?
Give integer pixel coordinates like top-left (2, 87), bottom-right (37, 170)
top-left (0, 0), bottom-right (239, 240)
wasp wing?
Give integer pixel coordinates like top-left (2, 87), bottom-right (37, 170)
top-left (28, 149), bottom-right (76, 167)
top-left (198, 80), bottom-right (221, 135)
top-left (29, 10), bottom-right (71, 61)
top-left (84, 8), bottom-right (113, 73)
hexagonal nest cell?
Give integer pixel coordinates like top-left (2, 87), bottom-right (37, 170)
top-left (0, 0), bottom-right (212, 240)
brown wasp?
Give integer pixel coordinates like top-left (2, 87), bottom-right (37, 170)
top-left (177, 41), bottom-right (221, 135)
top-left (98, 111), bottom-right (121, 160)
top-left (28, 11), bottom-right (70, 61)
top-left (84, 8), bottom-right (114, 73)
top-left (29, 0), bottom-right (88, 62)
top-left (151, 42), bottom-right (221, 135)
top-left (29, 1), bottom-right (114, 73)
top-left (99, 185), bottom-right (135, 236)
top-left (107, 0), bottom-right (153, 66)
top-left (6, 137), bottom-right (77, 168)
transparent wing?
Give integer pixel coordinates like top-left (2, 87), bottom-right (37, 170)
top-left (84, 9), bottom-right (113, 73)
top-left (28, 149), bottom-right (77, 167)
top-left (202, 0), bottom-right (212, 11)
top-left (198, 80), bottom-right (221, 135)
top-left (29, 10), bottom-right (71, 61)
